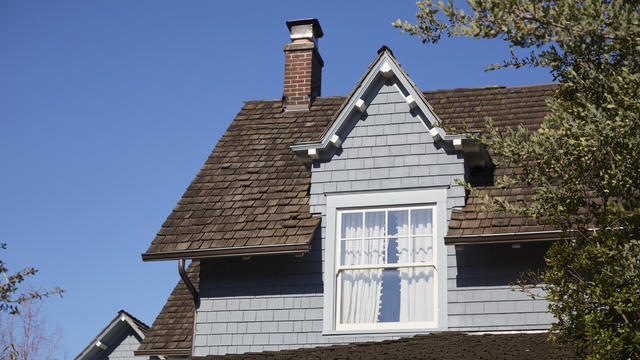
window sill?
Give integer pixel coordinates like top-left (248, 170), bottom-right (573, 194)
top-left (322, 326), bottom-right (447, 337)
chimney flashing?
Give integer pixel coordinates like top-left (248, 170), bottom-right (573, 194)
top-left (286, 18), bottom-right (324, 39)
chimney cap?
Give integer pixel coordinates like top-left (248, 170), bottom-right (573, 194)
top-left (286, 18), bottom-right (324, 39)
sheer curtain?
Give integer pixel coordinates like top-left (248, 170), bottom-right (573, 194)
top-left (398, 209), bottom-right (435, 322)
top-left (340, 212), bottom-right (384, 324)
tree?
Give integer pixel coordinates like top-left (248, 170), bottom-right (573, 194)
top-left (395, 1), bottom-right (640, 359)
top-left (1, 243), bottom-right (63, 314)
top-left (0, 298), bottom-right (64, 360)
top-left (1, 244), bottom-right (64, 360)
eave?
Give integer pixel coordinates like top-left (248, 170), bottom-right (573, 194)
top-left (141, 243), bottom-right (310, 261)
top-left (444, 230), bottom-right (562, 245)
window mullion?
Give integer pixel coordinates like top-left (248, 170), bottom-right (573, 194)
top-left (360, 211), bottom-right (365, 265)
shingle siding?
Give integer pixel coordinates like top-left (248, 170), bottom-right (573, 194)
top-left (447, 242), bottom-right (553, 330)
top-left (194, 244), bottom-right (403, 356)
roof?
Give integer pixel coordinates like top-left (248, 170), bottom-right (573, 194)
top-left (193, 332), bottom-right (575, 359)
top-left (135, 260), bottom-right (200, 357)
top-left (75, 309), bottom-right (149, 360)
top-left (142, 97), bottom-right (344, 261)
top-left (423, 85), bottom-right (559, 244)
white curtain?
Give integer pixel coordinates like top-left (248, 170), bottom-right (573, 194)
top-left (399, 267), bottom-right (435, 322)
top-left (398, 209), bottom-right (435, 322)
top-left (340, 212), bottom-right (384, 324)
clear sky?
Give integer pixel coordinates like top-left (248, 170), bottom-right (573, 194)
top-left (0, 1), bottom-right (552, 358)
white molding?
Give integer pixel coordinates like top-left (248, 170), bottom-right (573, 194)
top-left (308, 148), bottom-right (319, 159)
top-left (329, 134), bottom-right (342, 148)
top-left (453, 138), bottom-right (463, 151)
top-left (379, 62), bottom-right (393, 78)
top-left (429, 127), bottom-right (443, 142)
top-left (405, 95), bottom-right (418, 110)
top-left (354, 98), bottom-right (367, 113)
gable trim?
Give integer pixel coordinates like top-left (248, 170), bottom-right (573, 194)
top-left (75, 310), bottom-right (149, 360)
top-left (290, 48), bottom-right (457, 159)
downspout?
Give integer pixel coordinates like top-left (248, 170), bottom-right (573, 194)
top-left (178, 259), bottom-right (199, 306)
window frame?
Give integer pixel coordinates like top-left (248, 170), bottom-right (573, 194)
top-left (335, 205), bottom-right (438, 331)
top-left (323, 189), bottom-right (448, 335)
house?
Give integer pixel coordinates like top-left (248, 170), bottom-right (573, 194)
top-left (134, 19), bottom-right (572, 359)
top-left (75, 310), bottom-right (156, 360)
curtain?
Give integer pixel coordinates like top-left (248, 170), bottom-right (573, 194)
top-left (398, 209), bottom-right (435, 322)
top-left (399, 267), bottom-right (435, 322)
top-left (339, 212), bottom-right (384, 324)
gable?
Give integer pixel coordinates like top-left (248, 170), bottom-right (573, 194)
top-left (291, 48), bottom-right (450, 161)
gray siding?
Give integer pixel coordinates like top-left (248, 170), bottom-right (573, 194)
top-left (448, 242), bottom-right (553, 330)
top-left (194, 246), bottom-right (405, 356)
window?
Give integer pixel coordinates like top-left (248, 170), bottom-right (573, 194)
top-left (324, 190), bottom-right (447, 333)
top-left (336, 207), bottom-right (436, 330)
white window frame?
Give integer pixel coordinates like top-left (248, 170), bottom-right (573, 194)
top-left (323, 189), bottom-right (448, 335)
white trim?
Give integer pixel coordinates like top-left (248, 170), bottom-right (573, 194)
top-left (329, 134), bottom-right (342, 148)
top-left (379, 62), bottom-right (393, 78)
top-left (405, 95), bottom-right (418, 109)
top-left (323, 189), bottom-right (448, 335)
top-left (290, 51), bottom-right (457, 156)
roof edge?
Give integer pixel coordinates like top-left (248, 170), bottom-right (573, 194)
top-left (444, 230), bottom-right (562, 245)
top-left (133, 348), bottom-right (191, 356)
top-left (141, 243), bottom-right (311, 261)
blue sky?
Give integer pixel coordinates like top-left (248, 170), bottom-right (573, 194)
top-left (0, 1), bottom-right (552, 358)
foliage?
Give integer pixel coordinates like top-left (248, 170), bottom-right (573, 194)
top-left (395, 1), bottom-right (640, 359)
top-left (0, 298), bottom-right (64, 360)
top-left (0, 243), bottom-right (64, 315)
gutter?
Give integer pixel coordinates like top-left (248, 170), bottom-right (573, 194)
top-left (141, 243), bottom-right (310, 262)
top-left (178, 259), bottom-right (199, 306)
top-left (134, 348), bottom-right (190, 357)
top-left (444, 230), bottom-right (562, 245)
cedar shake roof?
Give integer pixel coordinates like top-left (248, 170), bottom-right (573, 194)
top-left (135, 260), bottom-right (200, 357)
top-left (138, 84), bottom-right (558, 355)
top-left (422, 84), bottom-right (560, 243)
top-left (142, 97), bottom-right (344, 261)
top-left (193, 332), bottom-right (575, 359)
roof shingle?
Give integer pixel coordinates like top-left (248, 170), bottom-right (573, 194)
top-left (194, 332), bottom-right (575, 359)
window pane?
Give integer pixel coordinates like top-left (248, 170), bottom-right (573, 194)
top-left (341, 212), bottom-right (362, 239)
top-left (378, 269), bottom-right (401, 322)
top-left (340, 267), bottom-right (435, 324)
top-left (398, 267), bottom-right (435, 322)
top-left (388, 210), bottom-right (408, 236)
top-left (412, 236), bottom-right (433, 263)
top-left (340, 269), bottom-right (383, 324)
top-left (387, 237), bottom-right (410, 264)
top-left (365, 211), bottom-right (385, 238)
top-left (362, 238), bottom-right (385, 265)
top-left (411, 209), bottom-right (432, 235)
top-left (341, 239), bottom-right (360, 266)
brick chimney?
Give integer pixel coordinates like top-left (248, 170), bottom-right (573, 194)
top-left (283, 19), bottom-right (324, 112)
